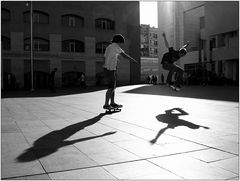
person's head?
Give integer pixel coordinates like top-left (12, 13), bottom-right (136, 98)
top-left (111, 34), bottom-right (125, 44)
top-left (179, 48), bottom-right (187, 57)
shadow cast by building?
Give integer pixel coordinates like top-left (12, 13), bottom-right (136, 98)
top-left (124, 85), bottom-right (239, 102)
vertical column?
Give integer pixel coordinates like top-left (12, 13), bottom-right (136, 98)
top-left (11, 59), bottom-right (24, 88)
top-left (11, 32), bottom-right (23, 52)
top-left (11, 32), bottom-right (24, 88)
top-left (206, 38), bottom-right (210, 62)
top-left (85, 36), bottom-right (96, 85)
top-left (50, 34), bottom-right (62, 53)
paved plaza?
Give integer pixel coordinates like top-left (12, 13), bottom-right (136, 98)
top-left (1, 84), bottom-right (239, 180)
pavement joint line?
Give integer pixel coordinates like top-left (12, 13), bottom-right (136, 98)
top-left (4, 147), bottom-right (210, 180)
top-left (2, 173), bottom-right (51, 180)
top-left (204, 156), bottom-right (238, 164)
top-left (14, 121), bottom-right (49, 176)
top-left (6, 101), bottom-right (239, 157)
top-left (3, 87), bottom-right (238, 179)
top-left (164, 133), bottom-right (239, 156)
top-left (147, 159), bottom-right (185, 179)
top-left (227, 176), bottom-right (239, 180)
top-left (10, 115), bottom-right (238, 179)
top-left (97, 118), bottom-right (239, 157)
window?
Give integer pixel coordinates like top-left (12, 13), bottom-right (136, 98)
top-left (217, 34), bottom-right (226, 48)
top-left (200, 16), bottom-right (205, 29)
top-left (96, 42), bottom-right (110, 54)
top-left (61, 14), bottom-right (84, 27)
top-left (2, 8), bottom-right (10, 22)
top-left (210, 37), bottom-right (216, 50)
top-left (24, 37), bottom-right (49, 51)
top-left (2, 36), bottom-right (11, 50)
top-left (229, 30), bottom-right (238, 38)
top-left (62, 39), bottom-right (84, 52)
top-left (23, 10), bottom-right (49, 24)
top-left (95, 18), bottom-right (114, 30)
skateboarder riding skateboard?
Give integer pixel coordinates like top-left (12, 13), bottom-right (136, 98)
top-left (161, 32), bottom-right (189, 91)
top-left (103, 34), bottom-right (138, 110)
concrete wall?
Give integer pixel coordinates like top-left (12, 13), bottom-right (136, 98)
top-left (205, 1), bottom-right (239, 36)
top-left (157, 1), bottom-right (239, 83)
top-left (1, 1), bottom-right (140, 89)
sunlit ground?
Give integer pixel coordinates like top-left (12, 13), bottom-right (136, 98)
top-left (1, 84), bottom-right (239, 179)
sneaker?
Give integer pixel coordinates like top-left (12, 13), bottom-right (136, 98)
top-left (174, 86), bottom-right (181, 91)
top-left (103, 105), bottom-right (111, 109)
top-left (110, 103), bottom-right (123, 108)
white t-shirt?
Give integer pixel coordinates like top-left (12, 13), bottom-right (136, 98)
top-left (103, 43), bottom-right (124, 71)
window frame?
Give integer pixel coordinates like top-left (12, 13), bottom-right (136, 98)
top-left (62, 39), bottom-right (85, 53)
top-left (95, 18), bottom-right (115, 30)
top-left (61, 14), bottom-right (84, 28)
top-left (96, 42), bottom-right (110, 54)
top-left (1, 8), bottom-right (11, 22)
top-left (1, 36), bottom-right (11, 50)
top-left (24, 37), bottom-right (49, 51)
top-left (23, 10), bottom-right (49, 24)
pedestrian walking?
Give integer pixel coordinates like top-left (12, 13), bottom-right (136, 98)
top-left (161, 74), bottom-right (164, 84)
top-left (161, 32), bottom-right (189, 91)
top-left (80, 73), bottom-right (86, 88)
top-left (103, 34), bottom-right (138, 110)
top-left (50, 68), bottom-right (57, 92)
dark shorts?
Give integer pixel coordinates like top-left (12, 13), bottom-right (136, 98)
top-left (104, 68), bottom-right (117, 89)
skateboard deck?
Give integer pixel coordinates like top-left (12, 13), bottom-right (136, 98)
top-left (168, 84), bottom-right (181, 91)
top-left (104, 105), bottom-right (122, 113)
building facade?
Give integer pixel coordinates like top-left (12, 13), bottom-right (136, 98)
top-left (158, 1), bottom-right (239, 85)
top-left (1, 1), bottom-right (141, 90)
top-left (140, 24), bottom-right (158, 58)
top-left (140, 24), bottom-right (159, 82)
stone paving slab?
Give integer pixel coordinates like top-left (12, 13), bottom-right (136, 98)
top-left (49, 167), bottom-right (117, 180)
top-left (103, 160), bottom-right (182, 179)
top-left (1, 84), bottom-right (239, 180)
top-left (148, 154), bottom-right (237, 179)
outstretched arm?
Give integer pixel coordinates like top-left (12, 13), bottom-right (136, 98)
top-left (181, 41), bottom-right (190, 49)
top-left (174, 108), bottom-right (189, 116)
top-left (120, 52), bottom-right (138, 64)
top-left (162, 32), bottom-right (169, 49)
top-left (165, 108), bottom-right (189, 116)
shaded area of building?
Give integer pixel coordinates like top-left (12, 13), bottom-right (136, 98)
top-left (157, 1), bottom-right (239, 86)
top-left (1, 1), bottom-right (141, 90)
top-left (124, 85), bottom-right (239, 102)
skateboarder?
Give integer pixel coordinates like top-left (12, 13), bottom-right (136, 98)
top-left (103, 34), bottom-right (138, 109)
top-left (161, 32), bottom-right (189, 91)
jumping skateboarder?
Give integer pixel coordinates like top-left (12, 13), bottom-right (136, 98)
top-left (161, 32), bottom-right (189, 91)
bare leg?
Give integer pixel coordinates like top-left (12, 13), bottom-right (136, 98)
top-left (105, 88), bottom-right (113, 106)
top-left (110, 90), bottom-right (115, 105)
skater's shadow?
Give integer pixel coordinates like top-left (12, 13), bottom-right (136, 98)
top-left (17, 112), bottom-right (117, 162)
top-left (150, 108), bottom-right (209, 144)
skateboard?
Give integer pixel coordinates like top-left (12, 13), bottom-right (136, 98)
top-left (168, 84), bottom-right (181, 91)
top-left (104, 105), bottom-right (122, 113)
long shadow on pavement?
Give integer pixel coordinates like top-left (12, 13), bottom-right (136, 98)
top-left (124, 85), bottom-right (239, 102)
top-left (150, 108), bottom-right (209, 144)
top-left (16, 112), bottom-right (117, 162)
